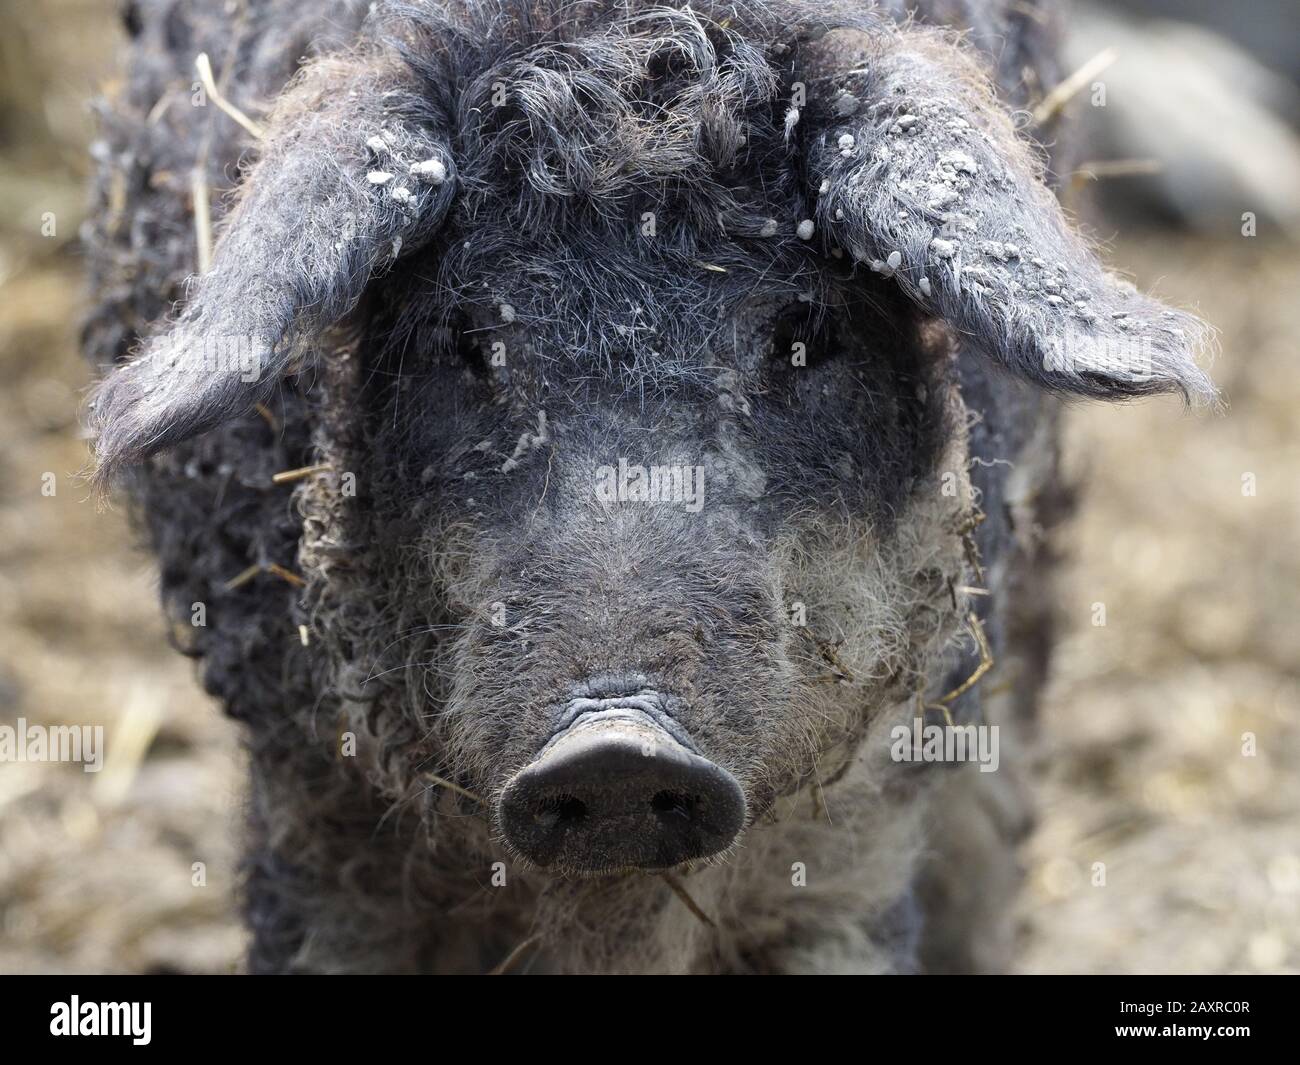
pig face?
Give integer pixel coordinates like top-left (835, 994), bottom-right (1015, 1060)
top-left (90, 2), bottom-right (1210, 877)
top-left (355, 244), bottom-right (960, 873)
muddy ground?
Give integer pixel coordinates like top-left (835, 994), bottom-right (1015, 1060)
top-left (0, 1), bottom-right (1296, 974)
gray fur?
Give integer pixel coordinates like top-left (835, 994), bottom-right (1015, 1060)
top-left (82, 0), bottom-right (1210, 973)
top-left (804, 24), bottom-right (1214, 401)
top-left (89, 32), bottom-right (456, 478)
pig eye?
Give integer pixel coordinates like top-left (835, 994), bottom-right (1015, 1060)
top-left (459, 332), bottom-right (492, 379)
top-left (768, 303), bottom-right (839, 371)
top-left (441, 314), bottom-right (491, 380)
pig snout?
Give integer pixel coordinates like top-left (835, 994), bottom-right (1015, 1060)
top-left (498, 705), bottom-right (746, 875)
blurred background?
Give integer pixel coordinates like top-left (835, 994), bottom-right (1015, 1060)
top-left (0, 0), bottom-right (1296, 973)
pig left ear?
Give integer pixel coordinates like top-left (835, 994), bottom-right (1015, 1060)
top-left (89, 51), bottom-right (456, 484)
top-left (801, 25), bottom-right (1214, 403)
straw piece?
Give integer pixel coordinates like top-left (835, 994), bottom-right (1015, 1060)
top-left (936, 612), bottom-right (994, 706)
top-left (264, 563), bottom-right (306, 588)
top-left (1032, 47), bottom-right (1118, 126)
top-left (660, 872), bottom-right (717, 929)
top-left (190, 167), bottom-right (212, 274)
top-left (195, 52), bottom-right (265, 140)
top-left (489, 933), bottom-right (543, 975)
top-left (222, 563), bottom-right (261, 591)
top-left (271, 463), bottom-right (332, 485)
top-left (423, 772), bottom-right (486, 806)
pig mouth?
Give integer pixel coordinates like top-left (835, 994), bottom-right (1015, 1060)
top-left (496, 693), bottom-right (747, 876)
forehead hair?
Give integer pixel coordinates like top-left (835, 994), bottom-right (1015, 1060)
top-left (376, 0), bottom-right (868, 382)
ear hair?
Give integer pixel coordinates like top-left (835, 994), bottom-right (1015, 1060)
top-left (89, 48), bottom-right (455, 483)
top-left (802, 25), bottom-right (1215, 403)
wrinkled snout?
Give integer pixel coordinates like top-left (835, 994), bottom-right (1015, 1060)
top-left (498, 708), bottom-right (746, 875)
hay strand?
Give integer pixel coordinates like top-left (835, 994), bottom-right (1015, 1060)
top-left (423, 772), bottom-right (486, 806)
top-left (194, 52), bottom-right (265, 140)
top-left (271, 463), bottom-right (332, 485)
top-left (222, 563), bottom-right (261, 591)
top-left (1032, 47), bottom-right (1118, 127)
top-left (253, 402), bottom-right (280, 432)
top-left (489, 933), bottom-right (543, 975)
top-left (94, 684), bottom-right (165, 807)
top-left (190, 167), bottom-right (212, 274)
top-left (222, 562), bottom-right (306, 590)
top-left (660, 872), bottom-right (717, 929)
top-left (264, 563), bottom-right (306, 588)
top-left (936, 611), bottom-right (994, 706)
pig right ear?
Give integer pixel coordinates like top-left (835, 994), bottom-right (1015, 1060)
top-left (802, 25), bottom-right (1215, 403)
top-left (89, 51), bottom-right (456, 483)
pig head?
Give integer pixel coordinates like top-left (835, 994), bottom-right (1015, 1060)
top-left (89, 0), bottom-right (1210, 881)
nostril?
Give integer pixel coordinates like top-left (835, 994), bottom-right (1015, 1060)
top-left (499, 714), bottom-right (747, 874)
top-left (533, 793), bottom-right (587, 828)
top-left (650, 790), bottom-right (699, 821)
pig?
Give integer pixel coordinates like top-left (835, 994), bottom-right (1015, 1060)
top-left (83, 0), bottom-right (1212, 973)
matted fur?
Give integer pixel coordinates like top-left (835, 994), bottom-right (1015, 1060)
top-left (83, 0), bottom-right (1209, 972)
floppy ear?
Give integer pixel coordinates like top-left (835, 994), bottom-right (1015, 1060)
top-left (801, 25), bottom-right (1214, 402)
top-left (90, 48), bottom-right (455, 482)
